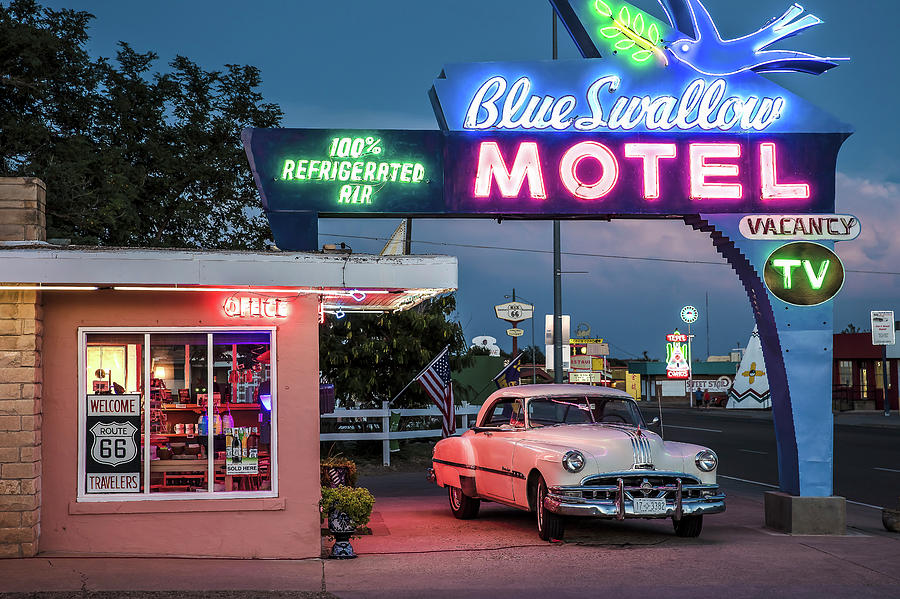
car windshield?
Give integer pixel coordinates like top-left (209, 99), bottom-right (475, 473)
top-left (527, 396), bottom-right (645, 428)
top-left (527, 396), bottom-right (594, 427)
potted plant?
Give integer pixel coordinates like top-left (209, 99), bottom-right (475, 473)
top-left (320, 485), bottom-right (375, 559)
top-left (320, 456), bottom-right (358, 488)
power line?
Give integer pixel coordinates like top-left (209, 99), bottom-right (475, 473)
top-left (319, 231), bottom-right (900, 276)
top-left (320, 232), bottom-right (728, 266)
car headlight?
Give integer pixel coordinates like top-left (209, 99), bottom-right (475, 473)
top-left (562, 450), bottom-right (585, 473)
top-left (695, 449), bottom-right (718, 472)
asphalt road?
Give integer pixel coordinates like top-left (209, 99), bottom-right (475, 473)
top-left (643, 408), bottom-right (900, 508)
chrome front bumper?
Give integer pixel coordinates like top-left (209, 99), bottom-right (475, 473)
top-left (545, 477), bottom-right (726, 520)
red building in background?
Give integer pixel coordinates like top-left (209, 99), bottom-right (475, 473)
top-left (833, 330), bottom-right (899, 411)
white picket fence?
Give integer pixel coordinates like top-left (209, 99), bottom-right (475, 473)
top-left (320, 401), bottom-right (481, 465)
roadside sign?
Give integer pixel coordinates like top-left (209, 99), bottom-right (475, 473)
top-left (871, 311), bottom-right (896, 345)
top-left (687, 377), bottom-right (732, 392)
top-left (570, 355), bottom-right (592, 370)
top-left (739, 214), bottom-right (860, 241)
top-left (545, 315), bottom-right (570, 345)
top-left (495, 302), bottom-right (533, 322)
top-left (681, 306), bottom-right (699, 324)
top-left (506, 328), bottom-right (524, 337)
top-left (626, 373), bottom-right (641, 400)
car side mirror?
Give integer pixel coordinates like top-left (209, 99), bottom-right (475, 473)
top-left (649, 417), bottom-right (660, 426)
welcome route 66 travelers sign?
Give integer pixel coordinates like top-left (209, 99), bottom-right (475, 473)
top-left (85, 394), bottom-right (142, 493)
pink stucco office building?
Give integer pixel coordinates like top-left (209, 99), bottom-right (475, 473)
top-left (0, 178), bottom-right (456, 558)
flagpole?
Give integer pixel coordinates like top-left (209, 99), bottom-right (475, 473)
top-left (388, 345), bottom-right (450, 406)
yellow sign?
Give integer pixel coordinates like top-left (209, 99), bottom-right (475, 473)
top-left (626, 373), bottom-right (641, 400)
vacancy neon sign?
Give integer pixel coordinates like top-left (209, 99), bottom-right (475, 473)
top-left (473, 139), bottom-right (810, 202)
top-left (223, 296), bottom-right (288, 319)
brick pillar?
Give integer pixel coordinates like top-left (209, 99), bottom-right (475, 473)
top-left (0, 178), bottom-right (46, 242)
top-left (0, 178), bottom-right (45, 558)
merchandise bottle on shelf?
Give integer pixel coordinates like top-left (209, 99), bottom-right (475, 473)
top-left (247, 427), bottom-right (258, 459)
top-left (214, 412), bottom-right (223, 435)
top-left (224, 428), bottom-right (232, 459)
top-left (223, 410), bottom-right (234, 431)
top-left (231, 429), bottom-right (242, 463)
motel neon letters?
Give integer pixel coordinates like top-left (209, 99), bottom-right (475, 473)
top-left (472, 140), bottom-right (811, 202)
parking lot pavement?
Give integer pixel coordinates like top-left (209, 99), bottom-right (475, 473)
top-left (2, 473), bottom-right (898, 598)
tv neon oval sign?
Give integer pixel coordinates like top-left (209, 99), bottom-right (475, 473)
top-left (763, 242), bottom-right (844, 306)
top-left (223, 296), bottom-right (288, 318)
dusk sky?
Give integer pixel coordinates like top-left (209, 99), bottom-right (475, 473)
top-left (42, 0), bottom-right (900, 361)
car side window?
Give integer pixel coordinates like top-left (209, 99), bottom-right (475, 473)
top-left (482, 398), bottom-right (523, 428)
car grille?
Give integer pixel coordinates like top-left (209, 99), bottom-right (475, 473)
top-left (577, 473), bottom-right (705, 501)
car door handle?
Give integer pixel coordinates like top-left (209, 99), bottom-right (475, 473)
top-left (501, 466), bottom-right (511, 472)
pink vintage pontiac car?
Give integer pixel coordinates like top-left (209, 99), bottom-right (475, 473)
top-left (427, 384), bottom-right (725, 541)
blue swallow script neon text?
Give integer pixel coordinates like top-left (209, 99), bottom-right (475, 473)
top-left (464, 75), bottom-right (785, 132)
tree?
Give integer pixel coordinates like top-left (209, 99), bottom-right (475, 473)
top-left (319, 295), bottom-right (469, 409)
top-left (519, 344), bottom-right (545, 365)
top-left (0, 0), bottom-right (282, 248)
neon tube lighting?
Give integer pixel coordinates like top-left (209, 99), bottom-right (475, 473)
top-left (0, 285), bottom-right (99, 291)
top-left (111, 286), bottom-right (390, 294)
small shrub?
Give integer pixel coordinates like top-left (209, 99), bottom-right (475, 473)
top-left (320, 485), bottom-right (375, 527)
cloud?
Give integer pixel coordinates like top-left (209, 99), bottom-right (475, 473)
top-left (835, 173), bottom-right (900, 267)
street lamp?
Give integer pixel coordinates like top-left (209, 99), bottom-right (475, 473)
top-left (505, 293), bottom-right (536, 384)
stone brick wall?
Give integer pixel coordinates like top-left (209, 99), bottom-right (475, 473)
top-left (0, 290), bottom-right (42, 557)
top-left (0, 177), bottom-right (45, 558)
top-left (0, 178), bottom-right (46, 242)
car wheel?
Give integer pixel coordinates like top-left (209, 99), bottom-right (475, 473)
top-left (673, 515), bottom-right (703, 537)
top-left (448, 486), bottom-right (480, 519)
top-left (535, 475), bottom-right (565, 542)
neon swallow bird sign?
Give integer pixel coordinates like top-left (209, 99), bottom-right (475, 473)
top-left (552, 0), bottom-right (846, 75)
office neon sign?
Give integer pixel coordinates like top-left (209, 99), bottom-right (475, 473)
top-left (223, 296), bottom-right (288, 319)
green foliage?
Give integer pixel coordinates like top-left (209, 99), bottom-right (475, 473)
top-left (319, 485), bottom-right (375, 527)
top-left (520, 344), bottom-right (546, 365)
top-left (320, 456), bottom-right (358, 487)
top-left (319, 295), bottom-right (469, 409)
top-left (0, 0), bottom-right (282, 248)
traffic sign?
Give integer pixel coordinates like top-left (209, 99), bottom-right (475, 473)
top-left (495, 301), bottom-right (534, 322)
top-left (871, 311), bottom-right (895, 346)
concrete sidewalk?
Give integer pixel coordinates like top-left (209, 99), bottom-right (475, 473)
top-left (1, 473), bottom-right (898, 598)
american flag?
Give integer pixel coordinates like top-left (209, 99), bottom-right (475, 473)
top-left (416, 347), bottom-right (455, 437)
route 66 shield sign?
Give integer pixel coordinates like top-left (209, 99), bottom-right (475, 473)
top-left (89, 421), bottom-right (138, 467)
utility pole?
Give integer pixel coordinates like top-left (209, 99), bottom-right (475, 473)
top-left (403, 218), bottom-right (412, 255)
top-left (511, 288), bottom-right (518, 357)
top-left (705, 291), bottom-right (710, 359)
top-left (552, 9), bottom-right (563, 383)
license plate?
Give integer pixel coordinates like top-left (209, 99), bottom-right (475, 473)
top-left (633, 497), bottom-right (666, 514)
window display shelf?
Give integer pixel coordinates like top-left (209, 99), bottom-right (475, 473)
top-left (161, 404), bottom-right (203, 410)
